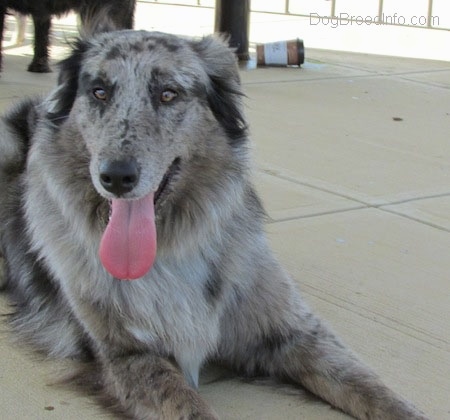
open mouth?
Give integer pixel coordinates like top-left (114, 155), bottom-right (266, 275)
top-left (98, 157), bottom-right (181, 280)
top-left (154, 157), bottom-right (181, 204)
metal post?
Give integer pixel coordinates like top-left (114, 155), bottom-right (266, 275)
top-left (285, 0), bottom-right (290, 14)
top-left (427, 0), bottom-right (433, 28)
top-left (214, 0), bottom-right (250, 60)
top-left (378, 0), bottom-right (384, 23)
top-left (330, 0), bottom-right (336, 17)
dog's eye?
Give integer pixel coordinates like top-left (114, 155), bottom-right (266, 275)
top-left (93, 88), bottom-right (107, 101)
top-left (160, 89), bottom-right (178, 103)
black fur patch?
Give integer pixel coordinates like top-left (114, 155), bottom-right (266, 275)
top-left (157, 38), bottom-right (181, 53)
top-left (206, 75), bottom-right (248, 148)
top-left (126, 41), bottom-right (144, 54)
top-left (46, 39), bottom-right (89, 124)
top-left (203, 264), bottom-right (224, 305)
top-left (261, 329), bottom-right (302, 353)
top-left (105, 45), bottom-right (125, 61)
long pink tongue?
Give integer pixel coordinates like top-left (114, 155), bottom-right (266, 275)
top-left (99, 193), bottom-right (157, 280)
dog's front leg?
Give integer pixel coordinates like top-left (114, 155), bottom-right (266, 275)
top-left (103, 353), bottom-right (218, 420)
top-left (266, 312), bottom-right (428, 420)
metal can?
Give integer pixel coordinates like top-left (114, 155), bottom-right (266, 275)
top-left (256, 39), bottom-right (305, 67)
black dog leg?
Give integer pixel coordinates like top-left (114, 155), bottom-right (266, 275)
top-left (27, 14), bottom-right (51, 73)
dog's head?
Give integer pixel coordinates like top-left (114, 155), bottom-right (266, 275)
top-left (45, 31), bottom-right (248, 280)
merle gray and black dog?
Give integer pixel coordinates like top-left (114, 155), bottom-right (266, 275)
top-left (0, 28), bottom-right (428, 419)
top-left (0, 0), bottom-right (135, 72)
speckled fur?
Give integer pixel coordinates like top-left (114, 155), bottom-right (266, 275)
top-left (0, 30), bottom-right (428, 420)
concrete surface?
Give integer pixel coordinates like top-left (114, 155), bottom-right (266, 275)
top-left (1, 7), bottom-right (450, 420)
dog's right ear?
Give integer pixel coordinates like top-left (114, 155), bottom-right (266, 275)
top-left (45, 39), bottom-right (89, 125)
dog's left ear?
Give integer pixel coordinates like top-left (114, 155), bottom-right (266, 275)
top-left (191, 36), bottom-right (247, 147)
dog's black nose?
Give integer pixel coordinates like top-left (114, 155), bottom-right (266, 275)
top-left (99, 159), bottom-right (140, 196)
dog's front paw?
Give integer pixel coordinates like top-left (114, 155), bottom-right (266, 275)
top-left (27, 58), bottom-right (52, 73)
top-left (165, 395), bottom-right (219, 420)
top-left (132, 386), bottom-right (219, 420)
top-left (104, 354), bottom-right (219, 419)
top-left (120, 391), bottom-right (219, 420)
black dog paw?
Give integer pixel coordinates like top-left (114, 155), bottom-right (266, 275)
top-left (27, 59), bottom-right (52, 73)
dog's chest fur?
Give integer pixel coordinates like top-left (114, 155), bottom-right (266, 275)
top-left (26, 185), bottom-right (221, 386)
top-left (23, 124), bottom-right (223, 388)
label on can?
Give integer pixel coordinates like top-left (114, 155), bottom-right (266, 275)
top-left (263, 41), bottom-right (288, 65)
